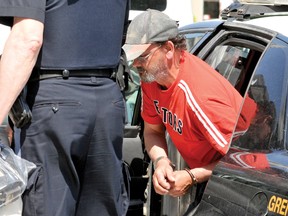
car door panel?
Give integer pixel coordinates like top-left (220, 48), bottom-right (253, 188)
top-left (192, 35), bottom-right (288, 215)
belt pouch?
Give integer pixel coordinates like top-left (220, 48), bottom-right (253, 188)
top-left (8, 88), bottom-right (32, 128)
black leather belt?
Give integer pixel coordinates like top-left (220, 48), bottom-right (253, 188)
top-left (30, 68), bottom-right (114, 81)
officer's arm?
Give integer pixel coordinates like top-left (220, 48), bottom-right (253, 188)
top-left (0, 17), bottom-right (43, 124)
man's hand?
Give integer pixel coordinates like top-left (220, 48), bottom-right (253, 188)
top-left (167, 170), bottom-right (192, 197)
top-left (152, 158), bottom-right (175, 194)
top-left (153, 168), bottom-right (194, 197)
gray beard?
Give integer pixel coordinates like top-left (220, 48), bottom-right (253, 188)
top-left (140, 61), bottom-right (169, 83)
top-left (140, 71), bottom-right (156, 83)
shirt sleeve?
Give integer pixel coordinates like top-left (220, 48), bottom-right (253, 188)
top-left (0, 0), bottom-right (46, 26)
top-left (199, 97), bottom-right (240, 155)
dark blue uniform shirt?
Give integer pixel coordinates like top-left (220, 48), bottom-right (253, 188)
top-left (0, 0), bottom-right (129, 70)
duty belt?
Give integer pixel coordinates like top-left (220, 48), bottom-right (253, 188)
top-left (30, 68), bottom-right (114, 81)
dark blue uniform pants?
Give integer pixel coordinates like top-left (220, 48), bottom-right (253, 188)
top-left (20, 76), bottom-right (128, 216)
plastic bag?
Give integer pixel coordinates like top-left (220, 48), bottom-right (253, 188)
top-left (0, 142), bottom-right (36, 208)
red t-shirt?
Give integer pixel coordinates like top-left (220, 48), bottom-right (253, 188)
top-left (141, 52), bottom-right (247, 168)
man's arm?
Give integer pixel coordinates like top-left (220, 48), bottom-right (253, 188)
top-left (144, 121), bottom-right (177, 194)
top-left (144, 121), bottom-right (168, 162)
top-left (144, 121), bottom-right (221, 197)
top-left (0, 17), bottom-right (43, 124)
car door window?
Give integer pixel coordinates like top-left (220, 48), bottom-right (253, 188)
top-left (205, 45), bottom-right (250, 87)
top-left (202, 37), bottom-right (264, 96)
top-left (184, 32), bottom-right (207, 52)
top-left (197, 28), bottom-right (288, 177)
top-left (230, 37), bottom-right (288, 178)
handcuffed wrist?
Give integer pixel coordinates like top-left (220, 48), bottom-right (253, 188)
top-left (153, 156), bottom-right (176, 170)
top-left (184, 168), bottom-right (198, 185)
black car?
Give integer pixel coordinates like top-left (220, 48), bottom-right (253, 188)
top-left (123, 1), bottom-right (288, 215)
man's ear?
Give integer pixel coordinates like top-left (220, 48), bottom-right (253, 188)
top-left (165, 41), bottom-right (175, 60)
top-left (166, 50), bottom-right (173, 59)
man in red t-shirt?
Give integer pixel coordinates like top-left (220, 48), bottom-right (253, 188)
top-left (123, 9), bottom-right (254, 204)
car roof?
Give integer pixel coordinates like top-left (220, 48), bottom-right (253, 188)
top-left (221, 2), bottom-right (288, 36)
top-left (179, 3), bottom-right (288, 37)
top-left (241, 16), bottom-right (288, 36)
top-left (179, 20), bottom-right (223, 31)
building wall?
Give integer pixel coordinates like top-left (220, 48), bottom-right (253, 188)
top-left (192, 0), bottom-right (234, 21)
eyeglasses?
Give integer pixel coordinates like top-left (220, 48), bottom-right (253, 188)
top-left (136, 45), bottom-right (162, 64)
